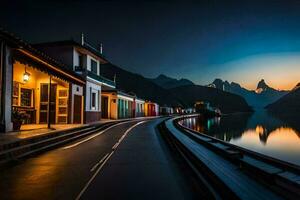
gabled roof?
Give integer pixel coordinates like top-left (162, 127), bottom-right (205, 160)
top-left (34, 40), bottom-right (109, 63)
top-left (0, 28), bottom-right (85, 85)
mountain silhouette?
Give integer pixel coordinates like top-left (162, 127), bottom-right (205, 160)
top-left (100, 63), bottom-right (252, 113)
top-left (208, 78), bottom-right (288, 109)
top-left (150, 74), bottom-right (194, 89)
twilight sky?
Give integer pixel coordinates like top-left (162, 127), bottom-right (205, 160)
top-left (1, 0), bottom-right (300, 90)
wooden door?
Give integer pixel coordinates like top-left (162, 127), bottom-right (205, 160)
top-left (73, 95), bottom-right (82, 123)
top-left (39, 84), bottom-right (57, 124)
top-left (101, 96), bottom-right (108, 118)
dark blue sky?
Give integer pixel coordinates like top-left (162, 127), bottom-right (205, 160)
top-left (1, 0), bottom-right (300, 89)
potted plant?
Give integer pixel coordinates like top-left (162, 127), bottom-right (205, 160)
top-left (12, 109), bottom-right (28, 131)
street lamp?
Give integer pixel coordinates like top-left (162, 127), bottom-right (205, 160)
top-left (23, 67), bottom-right (30, 82)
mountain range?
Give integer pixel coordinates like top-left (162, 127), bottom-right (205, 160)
top-left (207, 79), bottom-right (288, 109)
top-left (266, 82), bottom-right (300, 115)
top-left (100, 63), bottom-right (252, 113)
top-left (100, 63), bottom-right (300, 115)
top-left (150, 74), bottom-right (194, 89)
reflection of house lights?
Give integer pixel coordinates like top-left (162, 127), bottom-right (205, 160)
top-left (23, 67), bottom-right (30, 82)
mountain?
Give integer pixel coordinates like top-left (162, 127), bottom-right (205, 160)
top-left (101, 63), bottom-right (252, 113)
top-left (266, 83), bottom-right (300, 114)
top-left (169, 85), bottom-right (252, 114)
top-left (266, 83), bottom-right (300, 132)
top-left (208, 79), bottom-right (288, 109)
top-left (150, 74), bottom-right (194, 89)
top-left (100, 63), bottom-right (181, 106)
top-left (293, 82), bottom-right (300, 90)
top-left (256, 79), bottom-right (269, 91)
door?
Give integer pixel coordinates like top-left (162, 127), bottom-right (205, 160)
top-left (39, 83), bottom-right (57, 124)
top-left (101, 96), bottom-right (109, 118)
top-left (73, 95), bottom-right (82, 123)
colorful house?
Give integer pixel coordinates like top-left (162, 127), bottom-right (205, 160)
top-left (0, 29), bottom-right (85, 132)
top-left (160, 106), bottom-right (173, 115)
top-left (101, 90), bottom-right (136, 119)
top-left (145, 101), bottom-right (159, 116)
top-left (134, 97), bottom-right (145, 118)
top-left (35, 35), bottom-right (116, 123)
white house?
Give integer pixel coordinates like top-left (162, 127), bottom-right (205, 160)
top-left (35, 35), bottom-right (115, 123)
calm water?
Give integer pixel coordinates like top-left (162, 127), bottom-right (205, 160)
top-left (180, 110), bottom-right (300, 166)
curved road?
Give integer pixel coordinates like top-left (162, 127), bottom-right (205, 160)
top-left (0, 118), bottom-right (201, 200)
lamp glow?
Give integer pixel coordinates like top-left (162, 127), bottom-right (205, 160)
top-left (23, 71), bottom-right (30, 82)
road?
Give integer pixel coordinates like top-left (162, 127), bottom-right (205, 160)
top-left (0, 118), bottom-right (201, 200)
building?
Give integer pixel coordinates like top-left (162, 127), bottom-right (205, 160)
top-left (145, 101), bottom-right (159, 116)
top-left (134, 97), bottom-right (145, 118)
top-left (173, 106), bottom-right (183, 114)
top-left (0, 29), bottom-right (85, 132)
top-left (35, 35), bottom-right (116, 123)
top-left (182, 108), bottom-right (195, 114)
top-left (101, 90), bottom-right (136, 119)
top-left (159, 106), bottom-right (173, 115)
top-left (194, 101), bottom-right (210, 112)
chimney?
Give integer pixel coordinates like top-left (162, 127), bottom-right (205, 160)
top-left (81, 33), bottom-right (84, 45)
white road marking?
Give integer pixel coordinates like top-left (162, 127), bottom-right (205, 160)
top-left (90, 153), bottom-right (110, 172)
top-left (75, 120), bottom-right (147, 200)
top-left (62, 121), bottom-right (133, 150)
top-left (75, 151), bottom-right (114, 200)
top-left (112, 121), bottom-right (146, 150)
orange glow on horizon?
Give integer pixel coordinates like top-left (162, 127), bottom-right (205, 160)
top-left (242, 80), bottom-right (298, 91)
top-left (214, 53), bottom-right (300, 91)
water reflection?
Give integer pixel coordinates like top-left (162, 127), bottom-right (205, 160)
top-left (180, 110), bottom-right (300, 166)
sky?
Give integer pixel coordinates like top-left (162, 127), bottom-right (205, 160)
top-left (1, 0), bottom-right (300, 90)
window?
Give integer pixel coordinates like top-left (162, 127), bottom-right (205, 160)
top-left (91, 92), bottom-right (96, 109)
top-left (13, 82), bottom-right (33, 107)
top-left (79, 55), bottom-right (83, 67)
top-left (20, 88), bottom-right (32, 107)
top-left (91, 59), bottom-right (98, 74)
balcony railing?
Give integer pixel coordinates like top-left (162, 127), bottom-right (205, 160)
top-left (74, 66), bottom-right (115, 88)
top-left (74, 65), bottom-right (84, 72)
top-left (87, 71), bottom-right (115, 88)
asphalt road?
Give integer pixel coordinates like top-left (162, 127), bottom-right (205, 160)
top-left (0, 118), bottom-right (200, 200)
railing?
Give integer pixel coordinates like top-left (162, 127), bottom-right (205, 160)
top-left (162, 115), bottom-right (300, 199)
top-left (87, 71), bottom-right (115, 88)
top-left (176, 115), bottom-right (300, 173)
top-left (74, 65), bottom-right (83, 72)
top-left (73, 66), bottom-right (115, 88)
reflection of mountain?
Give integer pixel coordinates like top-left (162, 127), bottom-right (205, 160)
top-left (184, 110), bottom-right (300, 144)
top-left (267, 112), bottom-right (300, 136)
top-left (246, 111), bottom-right (300, 143)
top-left (208, 79), bottom-right (288, 109)
top-left (202, 113), bottom-right (252, 141)
top-left (182, 113), bottom-right (300, 165)
top-left (246, 110), bottom-right (284, 131)
top-left (266, 84), bottom-right (300, 133)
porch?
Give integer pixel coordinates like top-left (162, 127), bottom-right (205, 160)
top-left (13, 61), bottom-right (72, 128)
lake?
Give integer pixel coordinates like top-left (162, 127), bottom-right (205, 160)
top-left (179, 110), bottom-right (300, 166)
